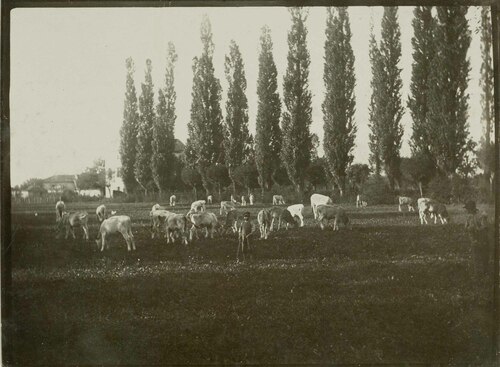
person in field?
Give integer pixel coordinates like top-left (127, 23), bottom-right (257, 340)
top-left (237, 212), bottom-right (255, 262)
top-left (464, 201), bottom-right (490, 280)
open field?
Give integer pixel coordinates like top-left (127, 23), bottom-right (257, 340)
top-left (7, 201), bottom-right (496, 365)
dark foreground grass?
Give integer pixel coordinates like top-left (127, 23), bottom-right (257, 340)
top-left (8, 203), bottom-right (497, 365)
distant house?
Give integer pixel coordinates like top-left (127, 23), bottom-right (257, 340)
top-left (42, 175), bottom-right (78, 193)
top-left (106, 170), bottom-right (125, 198)
top-left (79, 189), bottom-right (102, 198)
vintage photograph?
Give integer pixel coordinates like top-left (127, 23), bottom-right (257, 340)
top-left (5, 4), bottom-right (497, 365)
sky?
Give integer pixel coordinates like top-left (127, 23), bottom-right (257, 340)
top-left (10, 6), bottom-right (487, 186)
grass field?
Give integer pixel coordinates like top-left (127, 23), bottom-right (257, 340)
top-left (7, 201), bottom-right (497, 365)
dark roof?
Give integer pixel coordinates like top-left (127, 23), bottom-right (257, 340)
top-left (43, 175), bottom-right (76, 183)
top-left (174, 139), bottom-right (185, 154)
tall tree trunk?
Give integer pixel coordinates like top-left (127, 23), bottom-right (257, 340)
top-left (418, 181), bottom-right (423, 197)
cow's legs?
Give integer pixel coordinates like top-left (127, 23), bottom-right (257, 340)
top-left (277, 218), bottom-right (281, 231)
top-left (101, 234), bottom-right (107, 251)
top-left (82, 225), bottom-right (90, 240)
top-left (299, 215), bottom-right (304, 227)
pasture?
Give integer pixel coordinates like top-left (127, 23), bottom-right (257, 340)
top-left (8, 201), bottom-right (496, 365)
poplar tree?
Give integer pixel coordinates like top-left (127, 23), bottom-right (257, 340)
top-left (119, 58), bottom-right (139, 194)
top-left (186, 15), bottom-right (225, 194)
top-left (255, 25), bottom-right (282, 197)
top-left (281, 8), bottom-right (313, 196)
top-left (135, 59), bottom-right (155, 194)
top-left (368, 29), bottom-right (383, 176)
top-left (408, 6), bottom-right (436, 157)
top-left (224, 40), bottom-right (252, 193)
top-left (426, 7), bottom-right (471, 176)
top-left (152, 43), bottom-right (178, 196)
top-left (322, 7), bottom-right (356, 196)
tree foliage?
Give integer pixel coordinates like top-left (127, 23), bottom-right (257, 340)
top-left (346, 163), bottom-right (371, 193)
top-left (322, 7), bottom-right (357, 196)
top-left (152, 43), bottom-right (178, 195)
top-left (281, 8), bottom-right (313, 195)
top-left (224, 40), bottom-right (252, 192)
top-left (368, 29), bottom-right (383, 176)
top-left (255, 26), bottom-right (282, 194)
top-left (426, 7), bottom-right (471, 176)
top-left (119, 58), bottom-right (139, 194)
top-left (135, 59), bottom-right (156, 193)
top-left (232, 163), bottom-right (259, 196)
top-left (77, 159), bottom-right (106, 193)
top-left (186, 15), bottom-right (225, 194)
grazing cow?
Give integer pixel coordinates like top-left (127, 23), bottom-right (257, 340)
top-left (361, 201), bottom-right (368, 208)
top-left (249, 193), bottom-right (255, 206)
top-left (310, 193), bottom-right (333, 220)
top-left (207, 195), bottom-right (213, 204)
top-left (257, 209), bottom-right (272, 239)
top-left (224, 209), bottom-right (242, 234)
top-left (231, 195), bottom-right (238, 204)
top-left (241, 196), bottom-right (247, 206)
top-left (169, 195), bottom-right (176, 207)
top-left (188, 212), bottom-right (219, 241)
top-left (55, 199), bottom-right (65, 222)
top-left (287, 204), bottom-right (305, 227)
top-left (95, 215), bottom-right (136, 252)
top-left (427, 201), bottom-right (449, 224)
top-left (316, 205), bottom-right (350, 231)
top-left (356, 194), bottom-right (362, 208)
top-left (398, 196), bottom-right (416, 212)
top-left (152, 203), bottom-right (166, 212)
top-left (190, 200), bottom-right (206, 213)
top-left (272, 195), bottom-right (285, 205)
top-left (96, 204), bottom-right (107, 222)
top-left (58, 211), bottom-right (90, 240)
top-left (237, 212), bottom-right (254, 262)
top-left (165, 214), bottom-right (189, 245)
top-left (220, 201), bottom-right (236, 216)
top-left (150, 209), bottom-right (174, 239)
top-left (417, 198), bottom-right (432, 225)
top-left (269, 206), bottom-right (297, 231)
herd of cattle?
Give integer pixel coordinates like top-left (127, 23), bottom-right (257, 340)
top-left (52, 194), bottom-right (450, 256)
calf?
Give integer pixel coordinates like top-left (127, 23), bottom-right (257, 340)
top-left (220, 201), bottom-right (236, 216)
top-left (165, 214), bottom-right (189, 245)
top-left (150, 209), bottom-right (174, 239)
top-left (96, 204), bottom-right (107, 222)
top-left (55, 199), bottom-right (65, 222)
top-left (272, 195), bottom-right (285, 205)
top-left (95, 215), bottom-right (136, 252)
top-left (224, 209), bottom-right (242, 234)
top-left (190, 200), bottom-right (206, 213)
top-left (58, 211), bottom-right (90, 240)
top-left (257, 209), bottom-right (272, 239)
top-left (417, 198), bottom-right (432, 225)
top-left (207, 195), bottom-right (213, 204)
top-left (310, 193), bottom-right (333, 219)
top-left (169, 195), bottom-right (176, 206)
top-left (316, 205), bottom-right (350, 231)
top-left (287, 204), bottom-right (305, 227)
top-left (427, 201), bottom-right (449, 224)
top-left (188, 212), bottom-right (219, 241)
top-left (268, 206), bottom-right (297, 231)
top-left (249, 193), bottom-right (255, 206)
top-left (398, 196), bottom-right (416, 212)
top-left (241, 196), bottom-right (247, 206)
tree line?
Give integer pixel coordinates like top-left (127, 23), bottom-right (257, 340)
top-left (119, 6), bottom-right (494, 201)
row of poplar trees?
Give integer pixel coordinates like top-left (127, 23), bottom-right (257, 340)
top-left (120, 6), bottom-right (494, 199)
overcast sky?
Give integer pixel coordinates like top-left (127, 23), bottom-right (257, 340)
top-left (10, 6), bottom-right (486, 186)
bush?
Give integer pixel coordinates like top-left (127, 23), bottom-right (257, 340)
top-left (361, 175), bottom-right (395, 205)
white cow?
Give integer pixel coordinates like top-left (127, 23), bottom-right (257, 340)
top-left (398, 196), bottom-right (416, 212)
top-left (169, 195), bottom-right (176, 206)
top-left (150, 209), bottom-right (174, 239)
top-left (356, 194), bottom-right (362, 208)
top-left (152, 203), bottom-right (166, 212)
top-left (316, 205), bottom-right (350, 231)
top-left (241, 196), bottom-right (247, 206)
top-left (55, 199), bottom-right (65, 222)
top-left (58, 211), bottom-right (90, 240)
top-left (287, 204), bottom-right (305, 227)
top-left (272, 195), bottom-right (285, 205)
top-left (188, 212), bottom-right (219, 241)
top-left (268, 206), bottom-right (297, 231)
top-left (220, 201), bottom-right (236, 216)
top-left (417, 198), bottom-right (432, 225)
top-left (310, 194), bottom-right (333, 220)
top-left (190, 200), bottom-right (206, 213)
top-left (231, 195), bottom-right (238, 204)
top-left (96, 204), bottom-right (107, 222)
top-left (165, 214), bottom-right (189, 245)
top-left (207, 195), bottom-right (213, 204)
top-left (95, 215), bottom-right (136, 252)
top-left (257, 209), bottom-right (272, 239)
top-left (249, 193), bottom-right (255, 206)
